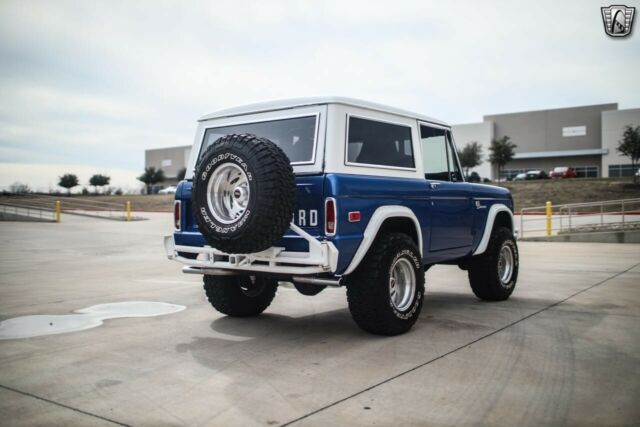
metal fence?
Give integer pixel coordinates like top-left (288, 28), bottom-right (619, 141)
top-left (0, 194), bottom-right (145, 221)
top-left (0, 203), bottom-right (56, 222)
top-left (519, 198), bottom-right (640, 238)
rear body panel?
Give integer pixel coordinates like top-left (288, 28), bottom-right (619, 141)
top-left (174, 175), bottom-right (327, 252)
top-left (174, 174), bottom-right (513, 275)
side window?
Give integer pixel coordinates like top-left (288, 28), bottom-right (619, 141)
top-left (347, 116), bottom-right (415, 169)
top-left (420, 125), bottom-right (450, 181)
top-left (446, 131), bottom-right (464, 182)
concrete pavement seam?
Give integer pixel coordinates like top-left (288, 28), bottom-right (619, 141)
top-left (0, 384), bottom-right (133, 427)
top-left (280, 261), bottom-right (640, 426)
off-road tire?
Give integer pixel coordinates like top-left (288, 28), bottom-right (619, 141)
top-left (293, 282), bottom-right (326, 296)
top-left (345, 233), bottom-right (425, 336)
top-left (203, 275), bottom-right (278, 317)
top-left (468, 227), bottom-right (518, 301)
top-left (192, 134), bottom-right (296, 254)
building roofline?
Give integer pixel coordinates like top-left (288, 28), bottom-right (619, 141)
top-left (513, 148), bottom-right (609, 160)
top-left (484, 102), bottom-right (618, 119)
top-left (451, 120), bottom-right (493, 127)
top-left (145, 145), bottom-right (191, 152)
top-left (198, 96), bottom-right (449, 126)
top-left (602, 107), bottom-right (640, 114)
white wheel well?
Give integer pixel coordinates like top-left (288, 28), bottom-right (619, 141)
top-left (342, 206), bottom-right (422, 276)
top-left (473, 204), bottom-right (514, 256)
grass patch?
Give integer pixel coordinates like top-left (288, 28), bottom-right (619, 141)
top-left (499, 177), bottom-right (640, 209)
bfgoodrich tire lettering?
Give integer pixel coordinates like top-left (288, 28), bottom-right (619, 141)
top-left (468, 226), bottom-right (519, 301)
top-left (192, 134), bottom-right (296, 254)
top-left (345, 233), bottom-right (425, 336)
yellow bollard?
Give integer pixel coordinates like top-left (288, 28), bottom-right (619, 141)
top-left (126, 201), bottom-right (132, 222)
top-left (545, 201), bottom-right (552, 237)
top-left (55, 200), bottom-right (61, 223)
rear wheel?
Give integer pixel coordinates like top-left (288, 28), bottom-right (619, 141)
top-left (345, 233), bottom-right (425, 336)
top-left (293, 282), bottom-right (326, 296)
top-left (203, 275), bottom-right (278, 317)
top-left (468, 227), bottom-right (518, 301)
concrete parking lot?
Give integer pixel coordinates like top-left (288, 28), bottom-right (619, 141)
top-left (1, 213), bottom-right (639, 427)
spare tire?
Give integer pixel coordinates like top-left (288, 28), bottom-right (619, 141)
top-left (192, 134), bottom-right (296, 254)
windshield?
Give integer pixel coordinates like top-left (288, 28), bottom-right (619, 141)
top-left (199, 116), bottom-right (317, 164)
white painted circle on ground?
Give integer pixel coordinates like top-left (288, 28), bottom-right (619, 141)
top-left (0, 301), bottom-right (186, 340)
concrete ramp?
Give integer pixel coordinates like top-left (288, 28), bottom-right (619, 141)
top-left (0, 203), bottom-right (55, 222)
top-left (0, 194), bottom-right (147, 221)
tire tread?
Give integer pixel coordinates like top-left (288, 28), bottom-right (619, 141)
top-left (468, 226), bottom-right (518, 301)
top-left (203, 275), bottom-right (278, 317)
top-left (192, 134), bottom-right (295, 254)
top-left (345, 232), bottom-right (424, 335)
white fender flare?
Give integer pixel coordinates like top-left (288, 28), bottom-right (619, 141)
top-left (473, 204), bottom-right (515, 256)
top-left (341, 206), bottom-right (422, 276)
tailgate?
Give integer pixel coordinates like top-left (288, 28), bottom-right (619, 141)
top-left (176, 175), bottom-right (326, 252)
top-left (278, 174), bottom-right (325, 251)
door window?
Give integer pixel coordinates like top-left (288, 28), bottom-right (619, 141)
top-left (446, 131), bottom-right (464, 182)
top-left (420, 125), bottom-right (450, 181)
top-left (419, 124), bottom-right (464, 182)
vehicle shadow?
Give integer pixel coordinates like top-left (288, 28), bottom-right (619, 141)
top-left (172, 290), bottom-right (612, 426)
top-left (174, 290), bottom-right (571, 370)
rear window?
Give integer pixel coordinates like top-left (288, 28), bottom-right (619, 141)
top-left (199, 116), bottom-right (317, 164)
top-left (346, 116), bottom-right (414, 169)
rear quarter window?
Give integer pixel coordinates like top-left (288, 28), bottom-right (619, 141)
top-left (346, 116), bottom-right (414, 169)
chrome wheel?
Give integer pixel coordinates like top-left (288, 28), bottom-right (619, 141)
top-left (389, 258), bottom-right (416, 311)
top-left (206, 163), bottom-right (250, 224)
top-left (497, 243), bottom-right (515, 286)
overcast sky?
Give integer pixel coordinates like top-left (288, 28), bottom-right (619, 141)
top-left (0, 0), bottom-right (639, 190)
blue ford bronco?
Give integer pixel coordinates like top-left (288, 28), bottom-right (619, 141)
top-left (165, 97), bottom-right (519, 335)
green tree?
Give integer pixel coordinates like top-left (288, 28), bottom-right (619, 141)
top-left (617, 125), bottom-right (640, 184)
top-left (10, 182), bottom-right (30, 194)
top-left (89, 174), bottom-right (110, 194)
top-left (137, 167), bottom-right (165, 194)
top-left (489, 136), bottom-right (517, 181)
top-left (58, 173), bottom-right (79, 195)
top-left (176, 167), bottom-right (187, 181)
top-left (458, 141), bottom-right (483, 178)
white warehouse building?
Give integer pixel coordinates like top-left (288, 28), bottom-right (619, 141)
top-left (451, 103), bottom-right (640, 180)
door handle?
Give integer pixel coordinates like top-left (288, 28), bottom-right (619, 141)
top-left (429, 182), bottom-right (440, 189)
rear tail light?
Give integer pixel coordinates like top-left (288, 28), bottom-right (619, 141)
top-left (174, 200), bottom-right (181, 231)
top-left (325, 197), bottom-right (336, 236)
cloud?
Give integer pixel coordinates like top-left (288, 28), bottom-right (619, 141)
top-left (0, 0), bottom-right (638, 189)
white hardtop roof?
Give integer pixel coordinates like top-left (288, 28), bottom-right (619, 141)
top-left (199, 96), bottom-right (449, 127)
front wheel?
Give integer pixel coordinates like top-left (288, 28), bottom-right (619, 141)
top-left (345, 233), bottom-right (425, 336)
top-left (468, 227), bottom-right (519, 301)
top-left (203, 275), bottom-right (278, 317)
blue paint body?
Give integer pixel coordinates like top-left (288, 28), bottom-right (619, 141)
top-left (174, 173), bottom-right (513, 275)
